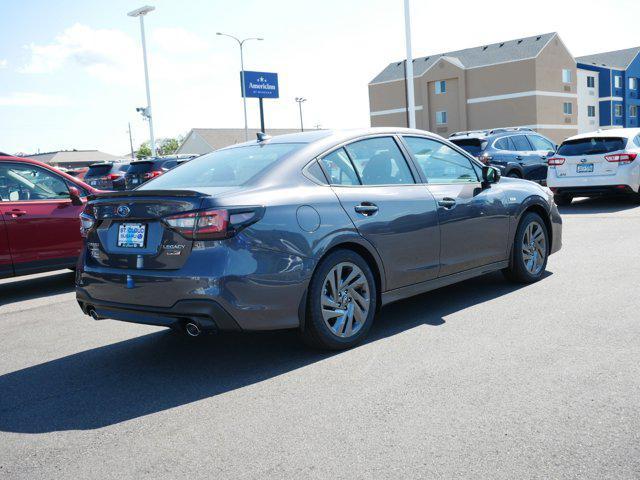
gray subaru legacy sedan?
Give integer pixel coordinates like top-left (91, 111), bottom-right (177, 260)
top-left (76, 128), bottom-right (562, 350)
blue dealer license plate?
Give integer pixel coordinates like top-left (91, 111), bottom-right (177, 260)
top-left (117, 223), bottom-right (146, 248)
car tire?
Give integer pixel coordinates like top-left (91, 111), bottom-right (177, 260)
top-left (553, 193), bottom-right (573, 206)
top-left (503, 212), bottom-right (549, 284)
top-left (302, 249), bottom-right (377, 350)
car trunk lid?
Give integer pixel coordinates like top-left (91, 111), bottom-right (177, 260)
top-left (553, 136), bottom-right (627, 178)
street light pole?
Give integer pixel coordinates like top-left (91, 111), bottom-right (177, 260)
top-left (404, 0), bottom-right (416, 129)
top-left (217, 33), bottom-right (263, 141)
top-left (295, 97), bottom-right (306, 132)
top-left (128, 6), bottom-right (157, 157)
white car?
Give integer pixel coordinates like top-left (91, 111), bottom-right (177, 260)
top-left (547, 128), bottom-right (640, 205)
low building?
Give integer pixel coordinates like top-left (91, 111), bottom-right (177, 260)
top-left (576, 47), bottom-right (640, 131)
top-left (176, 128), bottom-right (301, 155)
top-left (25, 150), bottom-right (121, 169)
top-left (369, 32), bottom-right (578, 143)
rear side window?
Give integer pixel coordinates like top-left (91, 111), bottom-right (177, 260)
top-left (511, 135), bottom-right (533, 151)
top-left (140, 143), bottom-right (302, 189)
top-left (449, 138), bottom-right (487, 157)
top-left (494, 137), bottom-right (515, 151)
top-left (557, 137), bottom-right (626, 156)
top-left (403, 136), bottom-right (478, 184)
top-left (320, 148), bottom-right (359, 186)
top-left (344, 137), bottom-right (414, 185)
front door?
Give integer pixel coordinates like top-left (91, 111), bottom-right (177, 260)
top-left (0, 213), bottom-right (12, 278)
top-left (401, 136), bottom-right (510, 277)
top-left (319, 136), bottom-right (440, 290)
top-left (0, 163), bottom-right (84, 274)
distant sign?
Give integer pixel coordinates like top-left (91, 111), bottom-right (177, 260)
top-left (241, 71), bottom-right (279, 99)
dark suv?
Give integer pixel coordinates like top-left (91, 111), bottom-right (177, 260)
top-left (449, 128), bottom-right (557, 183)
top-left (84, 162), bottom-right (130, 191)
top-left (124, 157), bottom-right (178, 190)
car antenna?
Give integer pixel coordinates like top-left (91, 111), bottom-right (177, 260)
top-left (257, 132), bottom-right (271, 142)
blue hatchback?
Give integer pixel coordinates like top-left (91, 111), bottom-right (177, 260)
top-left (449, 128), bottom-right (557, 183)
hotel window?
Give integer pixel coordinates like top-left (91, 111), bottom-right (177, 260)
top-left (614, 75), bottom-right (622, 89)
top-left (630, 77), bottom-right (637, 90)
top-left (562, 69), bottom-right (572, 83)
top-left (587, 76), bottom-right (595, 88)
top-left (563, 102), bottom-right (573, 115)
top-left (435, 80), bottom-right (446, 94)
top-left (615, 104), bottom-right (623, 117)
top-left (630, 105), bottom-right (637, 117)
top-left (587, 106), bottom-right (596, 117)
top-left (435, 111), bottom-right (447, 124)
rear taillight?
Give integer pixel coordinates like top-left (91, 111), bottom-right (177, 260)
top-left (547, 157), bottom-right (565, 166)
top-left (164, 207), bottom-right (264, 240)
top-left (79, 204), bottom-right (95, 237)
top-left (144, 170), bottom-right (163, 179)
top-left (107, 173), bottom-right (122, 180)
top-left (605, 153), bottom-right (637, 164)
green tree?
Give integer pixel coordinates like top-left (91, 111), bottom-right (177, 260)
top-left (159, 137), bottom-right (180, 156)
top-left (136, 142), bottom-right (151, 159)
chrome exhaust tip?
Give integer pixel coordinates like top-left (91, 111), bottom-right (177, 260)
top-left (185, 322), bottom-right (201, 337)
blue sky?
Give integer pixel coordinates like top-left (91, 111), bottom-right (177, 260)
top-left (1, 0), bottom-right (639, 155)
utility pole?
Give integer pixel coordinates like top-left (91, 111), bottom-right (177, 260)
top-left (128, 122), bottom-right (135, 159)
top-left (404, 0), bottom-right (416, 129)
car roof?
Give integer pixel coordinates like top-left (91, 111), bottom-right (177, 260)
top-left (563, 128), bottom-right (640, 142)
top-left (449, 128), bottom-right (538, 141)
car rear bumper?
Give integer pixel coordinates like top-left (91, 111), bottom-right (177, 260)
top-left (547, 165), bottom-right (640, 193)
top-left (552, 185), bottom-right (636, 197)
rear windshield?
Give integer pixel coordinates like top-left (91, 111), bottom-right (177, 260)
top-left (127, 161), bottom-right (155, 174)
top-left (557, 137), bottom-right (626, 156)
top-left (449, 138), bottom-right (487, 157)
top-left (85, 164), bottom-right (113, 177)
top-left (140, 143), bottom-right (302, 189)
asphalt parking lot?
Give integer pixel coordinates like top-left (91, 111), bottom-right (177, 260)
top-left (1, 197), bottom-right (639, 479)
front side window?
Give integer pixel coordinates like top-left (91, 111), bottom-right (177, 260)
top-left (587, 76), bottom-right (595, 88)
top-left (511, 135), bottom-right (532, 152)
top-left (615, 104), bottom-right (623, 117)
top-left (344, 137), bottom-right (414, 185)
top-left (614, 75), bottom-right (622, 89)
top-left (562, 69), bottom-right (572, 83)
top-left (527, 135), bottom-right (555, 152)
top-left (403, 136), bottom-right (478, 184)
top-left (435, 111), bottom-right (447, 125)
top-left (140, 143), bottom-right (302, 189)
top-left (0, 164), bottom-right (70, 202)
top-left (588, 105), bottom-right (596, 117)
top-left (435, 80), bottom-right (446, 94)
top-left (630, 77), bottom-right (637, 90)
top-left (319, 148), bottom-right (359, 186)
top-left (563, 102), bottom-right (573, 115)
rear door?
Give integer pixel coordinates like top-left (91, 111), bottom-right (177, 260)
top-left (554, 136), bottom-right (627, 179)
top-left (510, 134), bottom-right (539, 179)
top-left (401, 136), bottom-right (510, 277)
top-left (0, 211), bottom-right (12, 278)
top-left (0, 162), bottom-right (83, 273)
top-left (319, 136), bottom-right (440, 290)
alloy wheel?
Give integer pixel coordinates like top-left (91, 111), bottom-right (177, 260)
top-left (321, 262), bottom-right (371, 338)
top-left (522, 221), bottom-right (546, 275)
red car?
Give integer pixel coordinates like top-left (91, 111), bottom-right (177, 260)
top-left (0, 154), bottom-right (99, 279)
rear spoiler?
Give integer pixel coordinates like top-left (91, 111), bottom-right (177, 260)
top-left (88, 190), bottom-right (208, 201)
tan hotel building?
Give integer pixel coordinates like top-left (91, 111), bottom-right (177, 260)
top-left (369, 33), bottom-right (577, 143)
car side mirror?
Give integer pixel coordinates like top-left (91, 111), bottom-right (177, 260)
top-left (68, 186), bottom-right (83, 206)
top-left (482, 165), bottom-right (501, 185)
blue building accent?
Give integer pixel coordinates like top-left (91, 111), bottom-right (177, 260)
top-left (577, 47), bottom-right (640, 129)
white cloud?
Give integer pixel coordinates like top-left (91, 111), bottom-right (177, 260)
top-left (0, 59), bottom-right (7, 69)
top-left (0, 92), bottom-right (69, 107)
top-left (151, 27), bottom-right (210, 54)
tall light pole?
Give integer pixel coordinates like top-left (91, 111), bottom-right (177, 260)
top-left (217, 33), bottom-right (263, 141)
top-left (404, 0), bottom-right (416, 129)
top-left (128, 5), bottom-right (157, 157)
top-left (295, 97), bottom-right (306, 132)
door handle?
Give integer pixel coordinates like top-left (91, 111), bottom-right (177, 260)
top-left (354, 203), bottom-right (378, 216)
top-left (5, 209), bottom-right (27, 218)
top-left (437, 198), bottom-right (456, 209)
